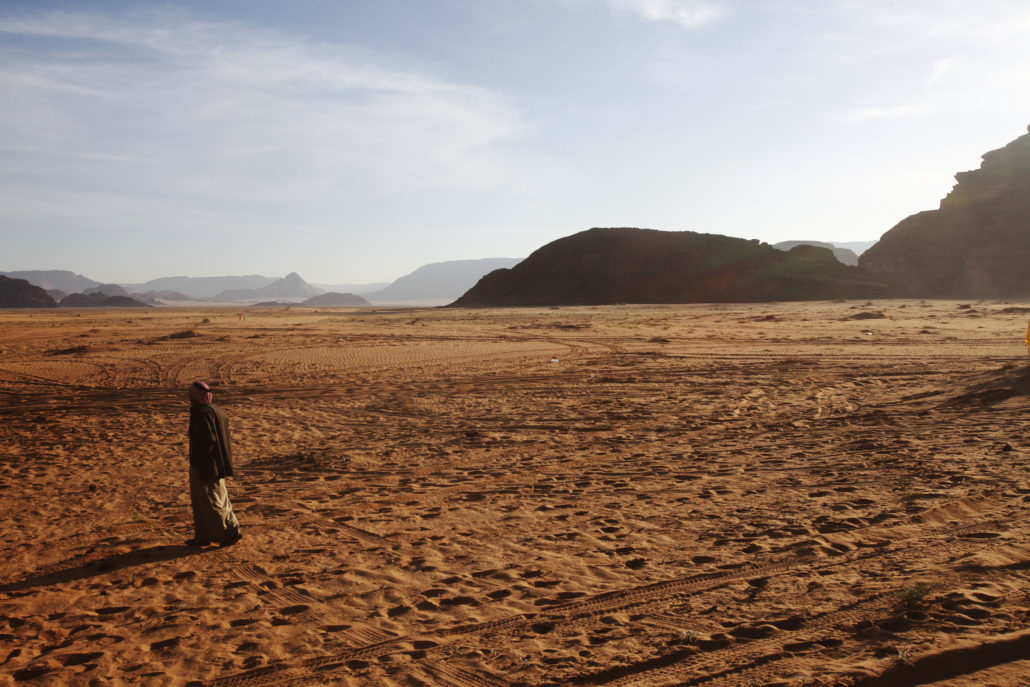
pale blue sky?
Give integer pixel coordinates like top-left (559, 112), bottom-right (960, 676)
top-left (2, 1), bottom-right (1030, 283)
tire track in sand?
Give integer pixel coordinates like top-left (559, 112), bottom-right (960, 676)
top-left (201, 488), bottom-right (1008, 687)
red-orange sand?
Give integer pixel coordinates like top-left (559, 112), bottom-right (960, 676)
top-left (2, 301), bottom-right (1030, 686)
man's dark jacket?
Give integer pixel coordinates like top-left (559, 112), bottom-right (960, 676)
top-left (189, 402), bottom-right (234, 479)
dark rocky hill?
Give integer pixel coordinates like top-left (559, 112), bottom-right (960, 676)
top-left (453, 228), bottom-right (886, 306)
top-left (302, 292), bottom-right (370, 306)
top-left (59, 293), bottom-right (151, 307)
top-left (860, 126), bottom-right (1030, 297)
top-left (0, 276), bottom-right (58, 308)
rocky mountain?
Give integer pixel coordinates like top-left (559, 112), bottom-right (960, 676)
top-left (84, 283), bottom-right (130, 297)
top-left (773, 241), bottom-right (859, 266)
top-left (860, 126), bottom-right (1030, 297)
top-left (253, 293), bottom-right (371, 307)
top-left (130, 291), bottom-right (193, 306)
top-left (362, 258), bottom-right (523, 304)
top-left (124, 275), bottom-right (278, 299)
top-left (453, 228), bottom-right (886, 306)
top-left (0, 276), bottom-right (58, 308)
top-left (302, 292), bottom-right (370, 307)
top-left (0, 270), bottom-right (99, 294)
top-left (213, 272), bottom-right (319, 302)
top-left (59, 293), bottom-right (151, 307)
top-left (312, 281), bottom-right (389, 294)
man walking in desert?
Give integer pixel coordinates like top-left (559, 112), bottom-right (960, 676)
top-left (186, 381), bottom-right (242, 547)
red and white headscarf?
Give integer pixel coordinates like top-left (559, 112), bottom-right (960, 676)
top-left (190, 381), bottom-right (212, 405)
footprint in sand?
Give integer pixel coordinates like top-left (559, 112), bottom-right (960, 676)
top-left (321, 624), bottom-right (350, 632)
top-left (278, 604), bottom-right (310, 615)
top-left (150, 637), bottom-right (181, 651)
top-left (13, 666), bottom-right (53, 681)
top-left (94, 606), bottom-right (131, 616)
top-left (387, 604), bottom-right (411, 617)
top-left (59, 652), bottom-right (104, 666)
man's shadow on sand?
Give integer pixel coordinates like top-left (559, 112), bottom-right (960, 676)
top-left (0, 544), bottom-right (215, 592)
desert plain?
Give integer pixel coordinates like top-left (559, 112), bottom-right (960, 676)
top-left (2, 301), bottom-right (1030, 686)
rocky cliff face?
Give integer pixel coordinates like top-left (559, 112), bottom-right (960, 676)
top-left (452, 228), bottom-right (886, 306)
top-left (0, 276), bottom-right (57, 307)
top-left (860, 126), bottom-right (1030, 297)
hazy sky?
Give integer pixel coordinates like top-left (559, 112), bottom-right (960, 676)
top-left (2, 1), bottom-right (1030, 283)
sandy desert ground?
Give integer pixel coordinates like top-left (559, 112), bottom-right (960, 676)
top-left (2, 301), bottom-right (1030, 686)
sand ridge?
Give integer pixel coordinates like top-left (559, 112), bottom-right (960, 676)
top-left (2, 301), bottom-right (1030, 685)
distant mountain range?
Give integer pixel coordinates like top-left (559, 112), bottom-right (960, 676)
top-left (773, 241), bottom-right (861, 266)
top-left (314, 281), bottom-right (390, 294)
top-left (214, 272), bottom-right (319, 301)
top-left (0, 258), bottom-right (526, 307)
top-left (10, 125), bottom-right (1030, 308)
top-left (1, 270), bottom-right (100, 294)
top-left (123, 275), bottom-right (277, 299)
top-left (831, 241), bottom-right (876, 256)
top-left (361, 258), bottom-right (523, 304)
top-left (20, 122), bottom-right (1030, 313)
top-left (0, 244), bottom-right (876, 309)
top-left (252, 292), bottom-right (372, 307)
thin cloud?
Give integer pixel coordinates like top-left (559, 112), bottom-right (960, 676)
top-left (0, 10), bottom-right (535, 210)
top-left (926, 56), bottom-right (965, 87)
top-left (819, 2), bottom-right (1030, 123)
top-left (603, 0), bottom-right (729, 28)
top-left (845, 105), bottom-right (930, 122)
